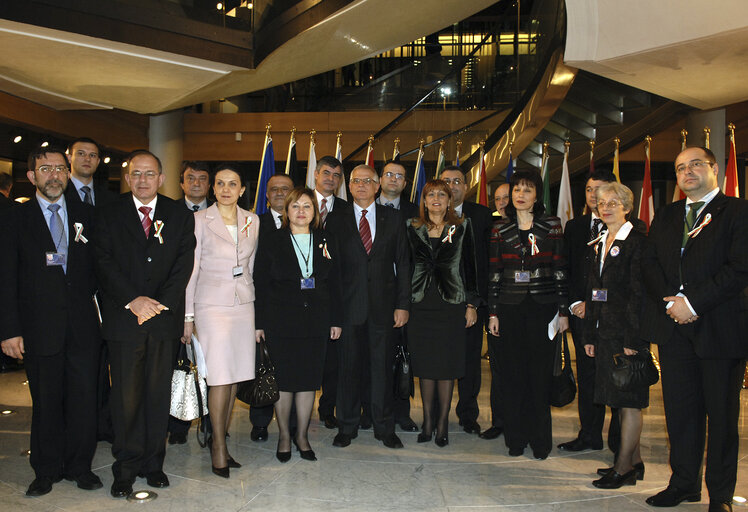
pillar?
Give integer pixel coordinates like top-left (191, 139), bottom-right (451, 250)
top-left (147, 109), bottom-right (184, 200)
top-left (686, 109), bottom-right (725, 187)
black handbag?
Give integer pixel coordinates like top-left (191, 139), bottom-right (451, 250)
top-left (236, 340), bottom-right (279, 407)
top-left (611, 348), bottom-right (660, 392)
top-left (393, 332), bottom-right (414, 400)
top-left (549, 331), bottom-right (577, 407)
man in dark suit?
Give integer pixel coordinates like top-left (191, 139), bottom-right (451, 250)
top-left (250, 173), bottom-right (294, 442)
top-left (0, 146), bottom-right (102, 496)
top-left (441, 165), bottom-right (492, 436)
top-left (326, 164), bottom-right (410, 449)
top-left (558, 170), bottom-right (620, 453)
top-left (94, 150), bottom-right (195, 498)
top-left (179, 161), bottom-right (212, 211)
top-left (313, 156), bottom-right (349, 429)
top-left (642, 147), bottom-right (748, 512)
top-left (376, 161), bottom-right (419, 432)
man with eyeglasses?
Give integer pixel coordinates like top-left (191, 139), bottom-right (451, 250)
top-left (312, 155), bottom-right (349, 429)
top-left (65, 137), bottom-right (118, 209)
top-left (326, 164), bottom-right (410, 450)
top-left (439, 165), bottom-right (492, 437)
top-left (641, 146), bottom-right (748, 512)
top-left (94, 150), bottom-right (196, 498)
top-left (0, 146), bottom-right (102, 496)
top-left (179, 161), bottom-right (212, 212)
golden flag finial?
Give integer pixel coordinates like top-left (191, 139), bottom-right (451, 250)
top-left (728, 123), bottom-right (735, 142)
top-left (613, 137), bottom-right (620, 150)
top-left (703, 126), bottom-right (711, 149)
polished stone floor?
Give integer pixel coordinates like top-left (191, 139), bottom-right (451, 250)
top-left (2, 348), bottom-right (748, 512)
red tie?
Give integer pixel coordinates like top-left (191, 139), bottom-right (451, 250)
top-left (139, 206), bottom-right (152, 238)
top-left (320, 198), bottom-right (328, 226)
top-left (359, 209), bottom-right (372, 254)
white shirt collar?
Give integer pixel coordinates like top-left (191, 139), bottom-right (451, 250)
top-left (686, 187), bottom-right (720, 209)
top-left (271, 208), bottom-right (283, 228)
top-left (600, 220), bottom-right (633, 245)
top-left (133, 195), bottom-right (158, 217)
top-left (454, 203), bottom-right (464, 217)
top-left (315, 190), bottom-right (335, 211)
top-left (36, 192), bottom-right (66, 211)
top-left (185, 198), bottom-right (208, 211)
top-left (353, 201), bottom-right (376, 216)
top-left (377, 195), bottom-right (401, 209)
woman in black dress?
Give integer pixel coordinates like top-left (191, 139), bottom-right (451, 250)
top-left (583, 182), bottom-right (649, 489)
top-left (254, 188), bottom-right (343, 463)
top-left (407, 179), bottom-right (479, 447)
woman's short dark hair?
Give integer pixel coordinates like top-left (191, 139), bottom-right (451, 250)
top-left (213, 163), bottom-right (244, 187)
top-left (281, 187), bottom-right (321, 230)
top-left (504, 169), bottom-right (546, 219)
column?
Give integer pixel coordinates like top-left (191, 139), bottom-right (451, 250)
top-left (686, 109), bottom-right (725, 187)
top-left (148, 110), bottom-right (184, 200)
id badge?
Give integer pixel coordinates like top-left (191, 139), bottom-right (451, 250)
top-left (514, 270), bottom-right (530, 283)
top-left (300, 277), bottom-right (316, 290)
top-left (232, 265), bottom-right (244, 278)
top-left (46, 252), bottom-right (66, 266)
top-left (591, 289), bottom-right (608, 302)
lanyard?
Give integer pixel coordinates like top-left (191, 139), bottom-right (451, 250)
top-left (290, 233), bottom-right (313, 278)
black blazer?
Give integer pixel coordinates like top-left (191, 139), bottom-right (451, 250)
top-left (461, 201), bottom-right (492, 301)
top-left (259, 211), bottom-right (280, 239)
top-left (406, 219), bottom-right (479, 306)
top-left (325, 202), bottom-right (411, 325)
top-left (94, 194), bottom-right (196, 342)
top-left (640, 192), bottom-right (748, 358)
top-left (64, 180), bottom-right (119, 209)
top-left (254, 228), bottom-right (343, 339)
top-left (0, 197), bottom-right (100, 356)
top-left (563, 214), bottom-right (597, 304)
top-left (582, 225), bottom-right (648, 351)
top-left (324, 196), bottom-right (349, 226)
top-left (0, 193), bottom-right (13, 212)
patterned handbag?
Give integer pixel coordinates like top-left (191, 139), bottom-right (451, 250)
top-left (237, 340), bottom-right (279, 407)
top-left (169, 342), bottom-right (209, 421)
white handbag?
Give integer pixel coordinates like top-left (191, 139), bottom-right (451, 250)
top-left (170, 341), bottom-right (208, 421)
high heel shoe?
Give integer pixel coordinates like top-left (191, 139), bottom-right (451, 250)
top-left (227, 456), bottom-right (241, 469)
top-left (417, 430), bottom-right (433, 443)
top-left (276, 441), bottom-right (292, 463)
top-left (596, 461), bottom-right (644, 480)
top-left (299, 449), bottom-right (317, 461)
top-left (592, 468), bottom-right (637, 489)
top-left (435, 434), bottom-right (449, 447)
top-left (211, 466), bottom-right (229, 478)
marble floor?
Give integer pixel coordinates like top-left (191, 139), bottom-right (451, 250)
top-left (2, 349), bottom-right (748, 512)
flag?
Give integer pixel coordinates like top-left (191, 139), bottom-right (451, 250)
top-left (435, 142), bottom-right (446, 178)
top-left (365, 136), bottom-right (374, 168)
top-left (612, 139), bottom-right (621, 183)
top-left (638, 137), bottom-right (654, 228)
top-left (392, 139), bottom-right (401, 163)
top-left (672, 131), bottom-right (687, 202)
top-left (410, 145), bottom-right (426, 205)
top-left (724, 124), bottom-right (739, 198)
top-left (541, 144), bottom-right (551, 212)
top-left (505, 152), bottom-right (514, 182)
top-left (335, 132), bottom-right (347, 201)
top-left (254, 128), bottom-right (275, 215)
top-left (455, 140), bottom-right (462, 166)
top-left (285, 129), bottom-right (300, 186)
top-left (476, 144), bottom-right (488, 206)
top-left (305, 131), bottom-right (317, 189)
top-left (556, 144), bottom-right (573, 230)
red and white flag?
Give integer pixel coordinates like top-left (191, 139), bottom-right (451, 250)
top-left (638, 137), bottom-right (654, 228)
top-left (724, 124), bottom-right (739, 198)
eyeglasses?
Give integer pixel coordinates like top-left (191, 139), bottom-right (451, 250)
top-left (130, 171), bottom-right (159, 180)
top-left (319, 169), bottom-right (342, 179)
top-left (37, 165), bottom-right (68, 175)
top-left (442, 178), bottom-right (464, 185)
top-left (350, 178), bottom-right (377, 185)
top-left (597, 200), bottom-right (622, 210)
top-left (675, 160), bottom-right (713, 174)
top-left (383, 171), bottom-right (405, 181)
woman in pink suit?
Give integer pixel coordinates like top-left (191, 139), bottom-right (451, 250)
top-left (183, 165), bottom-right (259, 478)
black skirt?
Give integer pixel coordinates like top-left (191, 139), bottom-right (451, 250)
top-left (265, 334), bottom-right (327, 392)
top-left (593, 335), bottom-right (650, 409)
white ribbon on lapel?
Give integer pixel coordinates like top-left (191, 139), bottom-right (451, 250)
top-left (240, 216), bottom-right (252, 234)
top-left (527, 233), bottom-right (540, 255)
top-left (587, 230), bottom-right (606, 246)
top-left (154, 220), bottom-right (165, 244)
top-left (320, 241), bottom-right (331, 259)
top-left (687, 213), bottom-right (711, 239)
top-left (441, 225), bottom-right (456, 244)
top-left (73, 222), bottom-right (88, 243)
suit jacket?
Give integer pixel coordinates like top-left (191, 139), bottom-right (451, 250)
top-left (640, 192), bottom-right (748, 358)
top-left (183, 198), bottom-right (215, 211)
top-left (326, 202), bottom-right (411, 325)
top-left (254, 228), bottom-right (343, 339)
top-left (376, 194), bottom-right (419, 223)
top-left (406, 219), bottom-right (479, 305)
top-left (322, 196), bottom-right (349, 226)
top-left (259, 210), bottom-right (280, 239)
top-left (0, 193), bottom-right (13, 212)
top-left (582, 224), bottom-right (648, 351)
top-left (94, 194), bottom-right (196, 342)
top-left (65, 179), bottom-right (119, 209)
top-left (184, 204), bottom-right (258, 315)
top-left (0, 197), bottom-right (100, 356)
top-left (563, 214), bottom-right (596, 304)
top-left (461, 201), bottom-right (492, 302)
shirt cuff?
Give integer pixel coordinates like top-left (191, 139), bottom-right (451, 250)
top-left (569, 300), bottom-right (582, 314)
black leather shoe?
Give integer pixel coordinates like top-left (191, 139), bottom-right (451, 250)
top-left (168, 432), bottom-right (187, 445)
top-left (359, 415), bottom-right (372, 430)
top-left (593, 468), bottom-right (637, 489)
top-left (533, 451), bottom-right (549, 460)
top-left (145, 470), bottom-right (169, 488)
top-left (110, 479), bottom-right (133, 498)
top-left (435, 435), bottom-right (449, 447)
top-left (26, 476), bottom-right (60, 496)
top-left (375, 432), bottom-right (404, 449)
top-left (597, 462), bottom-right (644, 480)
top-left (645, 487), bottom-right (701, 507)
top-left (227, 456), bottom-right (241, 469)
top-left (65, 471), bottom-right (103, 490)
top-left (479, 426), bottom-right (503, 440)
top-left (397, 418), bottom-right (419, 432)
top-left (459, 419), bottom-right (481, 434)
top-left (276, 447), bottom-right (292, 463)
top-left (709, 501), bottom-right (733, 512)
top-left (250, 426), bottom-right (268, 442)
top-left (508, 447), bottom-right (524, 457)
top-left (417, 430), bottom-right (433, 443)
top-left (299, 449), bottom-right (317, 461)
top-left (557, 437), bottom-right (603, 451)
top-left (212, 466), bottom-right (229, 478)
top-left (320, 414), bottom-right (337, 429)
top-left (332, 432), bottom-right (356, 447)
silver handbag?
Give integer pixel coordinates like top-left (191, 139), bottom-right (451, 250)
top-left (170, 342), bottom-right (208, 421)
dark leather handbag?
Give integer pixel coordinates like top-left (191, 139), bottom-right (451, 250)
top-left (236, 340), bottom-right (279, 407)
top-left (611, 348), bottom-right (660, 392)
top-left (393, 336), bottom-right (414, 400)
top-left (549, 331), bottom-right (577, 407)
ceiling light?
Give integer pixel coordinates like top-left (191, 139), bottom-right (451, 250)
top-left (103, 156), bottom-right (111, 164)
top-left (216, 2), bottom-right (223, 10)
top-left (13, 135), bottom-right (21, 143)
top-left (41, 141), bottom-right (49, 147)
top-left (121, 161), bottom-right (128, 168)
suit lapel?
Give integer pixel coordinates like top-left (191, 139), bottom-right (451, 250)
top-left (149, 195), bottom-right (171, 248)
top-left (368, 205), bottom-right (386, 256)
top-left (123, 196), bottom-right (148, 246)
top-left (205, 205), bottom-right (236, 246)
top-left (682, 193), bottom-right (727, 255)
top-left (27, 197), bottom-right (57, 252)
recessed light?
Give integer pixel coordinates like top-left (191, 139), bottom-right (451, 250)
top-left (104, 156), bottom-right (111, 164)
top-left (127, 490), bottom-right (157, 502)
top-left (41, 141), bottom-right (49, 147)
top-left (216, 2), bottom-right (223, 9)
top-left (13, 135), bottom-right (22, 143)
top-left (122, 161), bottom-right (128, 168)
top-left (0, 409), bottom-right (15, 415)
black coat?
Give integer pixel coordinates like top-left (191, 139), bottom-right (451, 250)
top-left (640, 192), bottom-right (748, 358)
top-left (563, 214), bottom-right (597, 304)
top-left (461, 201), bottom-right (492, 301)
top-left (64, 180), bottom-right (119, 209)
top-left (258, 211), bottom-right (280, 239)
top-left (94, 194), bottom-right (196, 342)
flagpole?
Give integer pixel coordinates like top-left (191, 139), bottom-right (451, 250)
top-left (285, 127), bottom-right (296, 175)
top-left (411, 139), bottom-right (424, 203)
top-left (305, 129), bottom-right (317, 189)
top-left (455, 139), bottom-right (462, 166)
top-left (476, 140), bottom-right (487, 205)
top-left (541, 140), bottom-right (551, 212)
top-left (365, 135), bottom-right (375, 167)
top-left (724, 123), bottom-right (739, 198)
top-left (436, 140), bottom-right (446, 179)
top-left (638, 135), bottom-right (654, 228)
top-left (673, 129), bottom-right (688, 202)
top-left (680, 129), bottom-right (688, 151)
top-left (612, 137), bottom-right (621, 183)
top-left (704, 126), bottom-right (711, 149)
top-left (253, 123), bottom-right (271, 212)
top-left (392, 137), bottom-right (400, 161)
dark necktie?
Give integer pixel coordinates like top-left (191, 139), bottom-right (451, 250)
top-left (385, 202), bottom-right (395, 208)
top-left (139, 206), bottom-right (152, 238)
top-left (590, 218), bottom-right (602, 241)
top-left (81, 185), bottom-right (93, 206)
top-left (48, 203), bottom-right (67, 273)
top-left (320, 198), bottom-right (328, 226)
top-left (682, 201), bottom-right (704, 247)
top-left (359, 209), bottom-right (372, 254)
top-left (192, 204), bottom-right (200, 212)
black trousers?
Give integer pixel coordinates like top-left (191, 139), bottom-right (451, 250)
top-left (497, 296), bottom-right (556, 454)
top-left (336, 320), bottom-right (395, 436)
top-left (318, 339), bottom-right (338, 419)
top-left (486, 331), bottom-right (504, 428)
top-left (108, 332), bottom-right (175, 481)
top-left (658, 328), bottom-right (745, 502)
top-left (96, 341), bottom-right (114, 441)
top-left (456, 307), bottom-right (486, 423)
top-left (24, 326), bottom-right (99, 479)
top-left (393, 326), bottom-right (412, 423)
